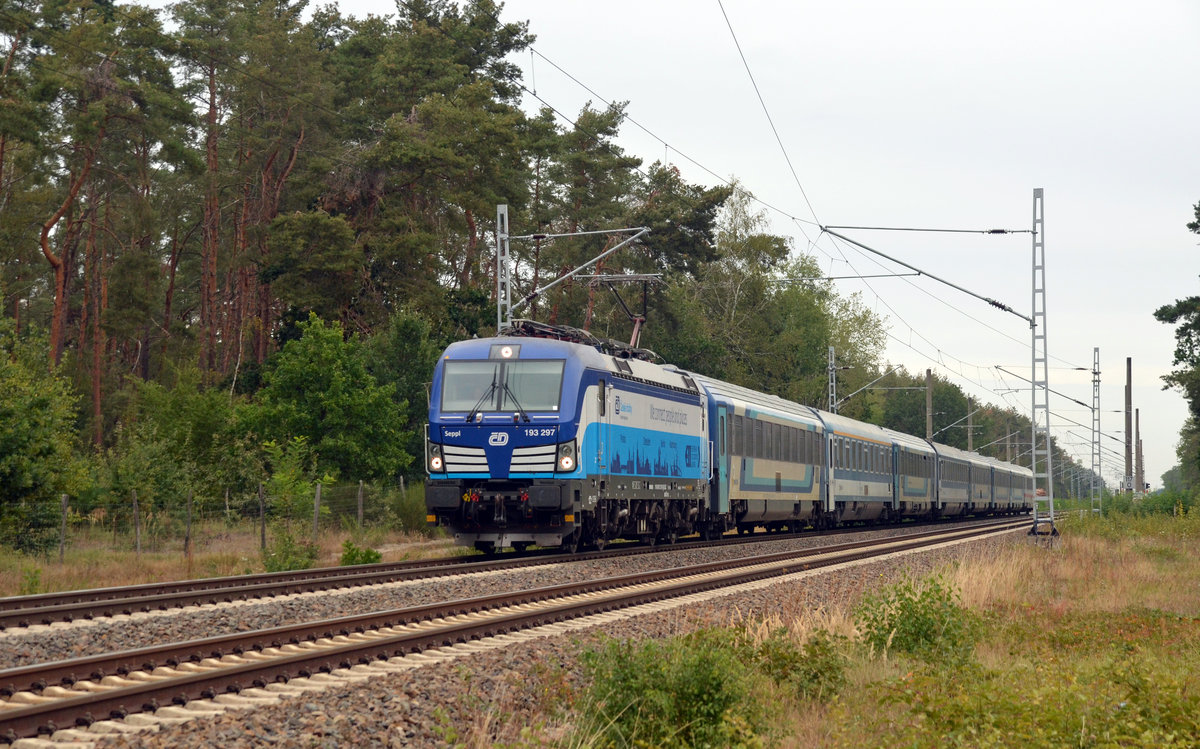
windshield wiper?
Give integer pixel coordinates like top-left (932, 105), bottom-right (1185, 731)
top-left (501, 382), bottom-right (531, 422)
top-left (465, 367), bottom-right (499, 423)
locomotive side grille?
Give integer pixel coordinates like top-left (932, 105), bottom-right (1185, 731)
top-left (443, 445), bottom-right (487, 472)
top-left (510, 444), bottom-right (557, 472)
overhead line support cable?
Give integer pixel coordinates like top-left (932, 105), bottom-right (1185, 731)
top-left (824, 225), bottom-right (1033, 235)
top-left (821, 228), bottom-right (1031, 324)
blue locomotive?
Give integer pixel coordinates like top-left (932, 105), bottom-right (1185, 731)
top-left (425, 321), bottom-right (1032, 552)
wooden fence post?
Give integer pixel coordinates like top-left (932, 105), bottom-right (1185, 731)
top-left (132, 489), bottom-right (141, 557)
top-left (357, 481), bottom-right (364, 530)
top-left (312, 483), bottom-right (322, 547)
top-left (59, 494), bottom-right (68, 564)
top-left (258, 483), bottom-right (266, 551)
top-left (185, 489), bottom-right (193, 576)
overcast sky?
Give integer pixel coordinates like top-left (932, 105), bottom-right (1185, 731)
top-left (154, 0), bottom-right (1200, 489)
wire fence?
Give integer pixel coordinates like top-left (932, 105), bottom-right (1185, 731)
top-left (45, 480), bottom-right (432, 561)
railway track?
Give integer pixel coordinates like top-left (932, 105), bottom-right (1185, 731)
top-left (0, 516), bottom-right (1025, 631)
top-left (0, 518), bottom-right (1026, 744)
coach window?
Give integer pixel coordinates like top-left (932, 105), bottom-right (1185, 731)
top-left (720, 415), bottom-right (726, 455)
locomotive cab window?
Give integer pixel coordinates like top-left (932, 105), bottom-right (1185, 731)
top-left (441, 360), bottom-right (565, 413)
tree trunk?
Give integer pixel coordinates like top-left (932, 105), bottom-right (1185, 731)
top-left (201, 61), bottom-right (220, 376)
top-left (40, 155), bottom-right (95, 367)
top-left (86, 200), bottom-right (105, 447)
top-left (461, 208), bottom-right (478, 288)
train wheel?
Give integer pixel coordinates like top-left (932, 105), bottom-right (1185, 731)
top-left (560, 531), bottom-right (580, 554)
top-left (512, 542), bottom-right (532, 553)
top-left (474, 541), bottom-right (495, 555)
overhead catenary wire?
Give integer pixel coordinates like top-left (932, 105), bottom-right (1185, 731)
top-left (715, 0), bottom-right (821, 226)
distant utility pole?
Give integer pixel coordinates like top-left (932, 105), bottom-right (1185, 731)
top-left (967, 397), bottom-right (973, 451)
top-left (1029, 187), bottom-right (1056, 535)
top-left (827, 347), bottom-right (852, 413)
top-left (1135, 409), bottom-right (1144, 494)
top-left (1091, 347), bottom-right (1102, 514)
top-left (925, 369), bottom-right (933, 440)
top-left (828, 347), bottom-right (837, 413)
top-left (1125, 357), bottom-right (1133, 493)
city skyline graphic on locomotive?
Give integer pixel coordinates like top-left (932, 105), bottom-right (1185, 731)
top-left (424, 320), bottom-right (1033, 553)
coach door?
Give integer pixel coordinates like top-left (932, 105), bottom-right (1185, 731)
top-left (597, 378), bottom-right (611, 494)
top-left (716, 404), bottom-right (729, 514)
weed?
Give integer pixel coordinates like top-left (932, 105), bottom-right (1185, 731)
top-left (746, 628), bottom-right (849, 701)
top-left (338, 539), bottom-right (382, 566)
top-left (19, 566), bottom-right (42, 596)
top-left (261, 526), bottom-right (318, 572)
top-left (579, 629), bottom-right (766, 748)
top-left (855, 574), bottom-right (977, 665)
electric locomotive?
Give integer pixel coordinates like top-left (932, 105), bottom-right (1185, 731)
top-left (424, 321), bottom-right (711, 552)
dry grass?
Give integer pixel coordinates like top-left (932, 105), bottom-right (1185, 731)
top-left (947, 528), bottom-right (1200, 617)
top-left (0, 522), bottom-right (456, 597)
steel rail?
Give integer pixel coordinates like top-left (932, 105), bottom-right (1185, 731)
top-left (0, 520), bottom-right (1026, 742)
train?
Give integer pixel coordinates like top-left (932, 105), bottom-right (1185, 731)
top-left (424, 320), bottom-right (1033, 553)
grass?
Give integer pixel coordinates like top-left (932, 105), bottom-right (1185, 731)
top-left (0, 482), bottom-right (462, 596)
top-left (0, 522), bottom-right (455, 597)
top-left (457, 510), bottom-right (1200, 747)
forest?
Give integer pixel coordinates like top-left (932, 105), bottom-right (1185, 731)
top-left (0, 0), bottom-right (1095, 554)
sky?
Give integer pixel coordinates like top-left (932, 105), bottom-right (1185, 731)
top-left (148, 0), bottom-right (1200, 490)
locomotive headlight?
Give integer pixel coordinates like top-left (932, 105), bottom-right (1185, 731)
top-left (428, 443), bottom-right (445, 473)
top-left (556, 441), bottom-right (576, 472)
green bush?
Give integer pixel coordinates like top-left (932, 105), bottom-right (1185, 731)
top-left (855, 575), bottom-right (977, 665)
top-left (261, 526), bottom-right (318, 572)
top-left (390, 482), bottom-right (433, 535)
top-left (339, 539), bottom-right (382, 566)
top-left (749, 628), bottom-right (848, 701)
top-left (580, 629), bottom-right (765, 748)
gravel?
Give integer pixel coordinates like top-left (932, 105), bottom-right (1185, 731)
top-left (1, 527), bottom-right (1019, 747)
